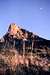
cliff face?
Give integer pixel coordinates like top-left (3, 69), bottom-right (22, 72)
top-left (0, 23), bottom-right (50, 57)
top-left (4, 23), bottom-right (34, 40)
top-left (0, 23), bottom-right (50, 75)
top-left (0, 23), bottom-right (50, 50)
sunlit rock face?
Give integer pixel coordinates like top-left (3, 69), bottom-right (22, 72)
top-left (8, 23), bottom-right (24, 39)
top-left (5, 23), bottom-right (35, 40)
top-left (7, 23), bottom-right (29, 39)
top-left (8, 23), bottom-right (20, 36)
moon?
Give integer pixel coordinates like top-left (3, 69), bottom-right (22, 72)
top-left (40, 8), bottom-right (43, 10)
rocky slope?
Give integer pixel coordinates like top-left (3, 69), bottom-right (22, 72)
top-left (0, 23), bottom-right (50, 75)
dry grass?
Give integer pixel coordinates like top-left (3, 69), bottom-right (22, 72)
top-left (0, 49), bottom-right (50, 72)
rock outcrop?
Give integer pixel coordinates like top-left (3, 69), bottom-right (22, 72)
top-left (0, 23), bottom-right (50, 75)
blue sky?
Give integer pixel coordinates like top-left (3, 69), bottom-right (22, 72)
top-left (0, 0), bottom-right (50, 40)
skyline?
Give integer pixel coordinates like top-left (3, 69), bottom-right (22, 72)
top-left (0, 0), bottom-right (50, 40)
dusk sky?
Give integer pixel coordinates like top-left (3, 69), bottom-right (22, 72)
top-left (0, 0), bottom-right (50, 40)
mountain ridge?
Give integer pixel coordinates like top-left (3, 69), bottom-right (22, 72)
top-left (0, 23), bottom-right (50, 50)
top-left (0, 23), bottom-right (50, 75)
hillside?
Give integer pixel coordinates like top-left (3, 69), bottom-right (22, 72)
top-left (0, 23), bottom-right (50, 75)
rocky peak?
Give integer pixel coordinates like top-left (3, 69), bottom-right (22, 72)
top-left (5, 23), bottom-right (34, 40)
top-left (7, 23), bottom-right (24, 39)
top-left (8, 23), bottom-right (20, 35)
